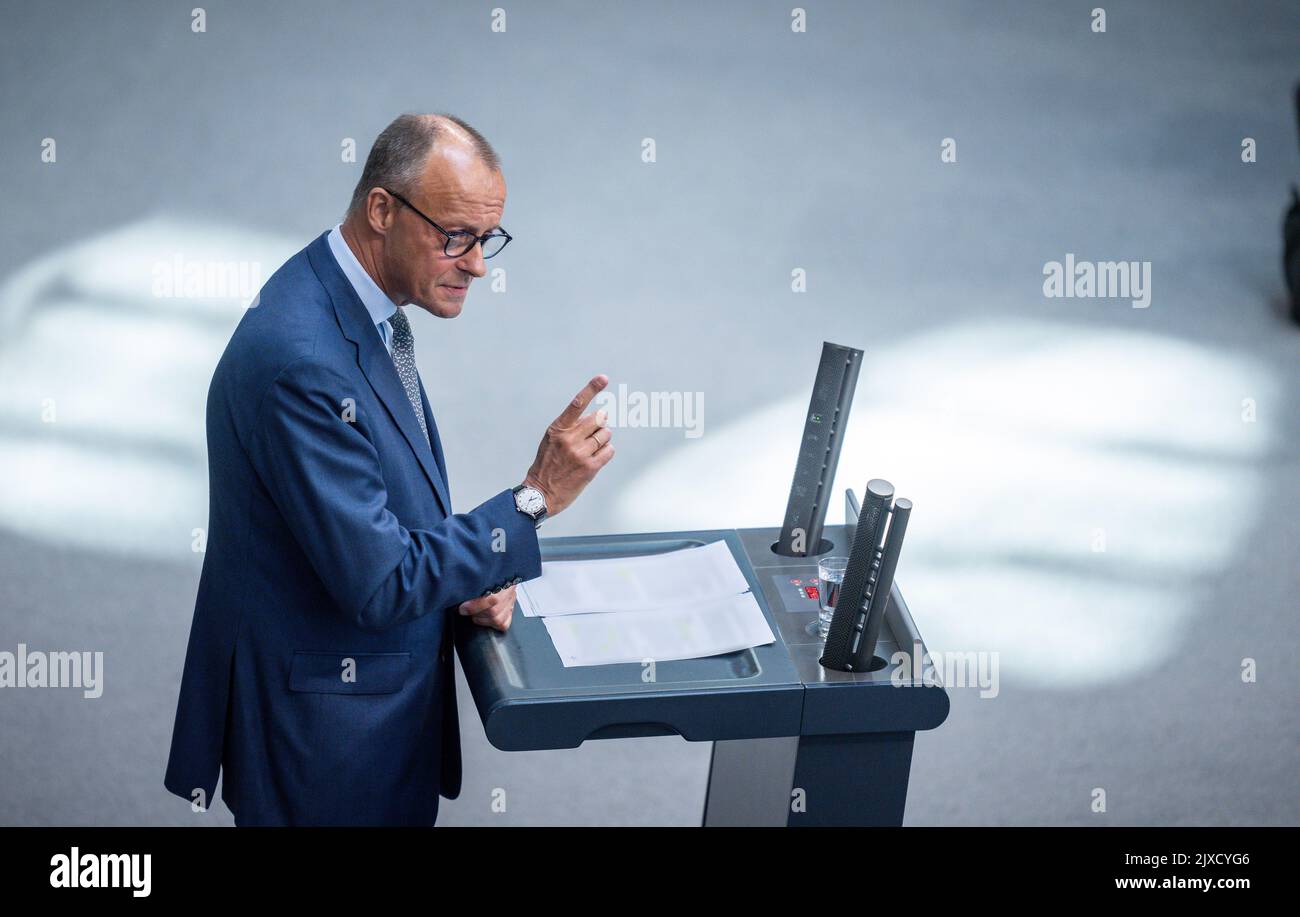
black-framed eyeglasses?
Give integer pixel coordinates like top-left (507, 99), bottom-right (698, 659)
top-left (384, 189), bottom-right (512, 259)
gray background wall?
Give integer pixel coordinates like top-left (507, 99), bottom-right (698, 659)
top-left (1, 0), bottom-right (1296, 825)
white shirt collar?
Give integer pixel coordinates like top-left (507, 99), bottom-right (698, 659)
top-left (326, 224), bottom-right (400, 336)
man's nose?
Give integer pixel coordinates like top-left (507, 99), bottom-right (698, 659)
top-left (456, 243), bottom-right (488, 278)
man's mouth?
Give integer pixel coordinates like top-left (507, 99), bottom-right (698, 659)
top-left (440, 282), bottom-right (469, 297)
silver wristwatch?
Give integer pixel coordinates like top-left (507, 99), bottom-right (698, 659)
top-left (512, 484), bottom-right (548, 528)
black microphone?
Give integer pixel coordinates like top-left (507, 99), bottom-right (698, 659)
top-left (820, 479), bottom-right (893, 670)
top-left (848, 498), bottom-right (910, 672)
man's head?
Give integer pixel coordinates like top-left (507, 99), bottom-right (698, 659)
top-left (344, 113), bottom-right (505, 319)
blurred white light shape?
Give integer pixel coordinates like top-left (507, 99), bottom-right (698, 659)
top-left (613, 321), bottom-right (1277, 688)
top-left (0, 218), bottom-right (297, 559)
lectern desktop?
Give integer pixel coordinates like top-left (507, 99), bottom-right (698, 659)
top-left (454, 490), bottom-right (950, 826)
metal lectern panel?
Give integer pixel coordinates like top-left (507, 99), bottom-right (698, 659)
top-left (738, 524), bottom-right (951, 735)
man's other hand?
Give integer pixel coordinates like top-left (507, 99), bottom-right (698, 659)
top-left (458, 585), bottom-right (516, 632)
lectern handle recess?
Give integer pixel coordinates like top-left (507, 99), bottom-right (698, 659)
top-left (585, 722), bottom-right (681, 741)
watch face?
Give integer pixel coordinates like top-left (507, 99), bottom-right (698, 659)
top-left (519, 488), bottom-right (545, 514)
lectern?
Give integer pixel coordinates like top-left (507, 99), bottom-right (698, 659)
top-left (454, 489), bottom-right (949, 826)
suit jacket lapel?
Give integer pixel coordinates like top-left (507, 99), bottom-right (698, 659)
top-left (307, 233), bottom-right (452, 518)
top-left (417, 376), bottom-right (452, 510)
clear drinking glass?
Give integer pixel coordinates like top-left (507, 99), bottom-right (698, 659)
top-left (815, 556), bottom-right (849, 639)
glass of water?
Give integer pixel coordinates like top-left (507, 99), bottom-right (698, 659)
top-left (815, 556), bottom-right (849, 639)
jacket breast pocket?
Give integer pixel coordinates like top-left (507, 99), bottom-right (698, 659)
top-left (288, 651), bottom-right (411, 695)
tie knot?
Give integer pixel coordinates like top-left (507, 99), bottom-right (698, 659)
top-left (388, 306), bottom-right (413, 344)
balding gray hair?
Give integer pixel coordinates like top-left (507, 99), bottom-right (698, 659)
top-left (346, 113), bottom-right (500, 218)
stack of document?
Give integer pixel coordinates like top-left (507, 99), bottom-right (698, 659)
top-left (517, 540), bottom-right (776, 668)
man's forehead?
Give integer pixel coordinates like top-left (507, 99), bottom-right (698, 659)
top-left (416, 186), bottom-right (505, 231)
top-left (415, 146), bottom-right (505, 224)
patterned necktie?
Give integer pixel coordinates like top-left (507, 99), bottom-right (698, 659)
top-left (386, 307), bottom-right (430, 445)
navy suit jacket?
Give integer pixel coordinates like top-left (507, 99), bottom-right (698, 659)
top-left (164, 231), bottom-right (541, 826)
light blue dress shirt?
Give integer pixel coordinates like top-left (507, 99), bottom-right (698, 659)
top-left (326, 223), bottom-right (400, 353)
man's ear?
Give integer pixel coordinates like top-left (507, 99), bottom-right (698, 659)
top-left (367, 188), bottom-right (396, 236)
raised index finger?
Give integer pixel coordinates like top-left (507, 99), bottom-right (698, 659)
top-left (554, 374), bottom-right (609, 427)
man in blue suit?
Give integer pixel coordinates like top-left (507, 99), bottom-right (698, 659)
top-left (164, 113), bottom-right (615, 826)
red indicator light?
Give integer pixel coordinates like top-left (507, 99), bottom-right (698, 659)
top-left (804, 586), bottom-right (820, 600)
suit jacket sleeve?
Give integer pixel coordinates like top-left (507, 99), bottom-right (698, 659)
top-left (248, 356), bottom-right (542, 632)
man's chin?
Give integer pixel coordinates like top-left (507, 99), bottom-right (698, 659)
top-left (411, 294), bottom-right (464, 319)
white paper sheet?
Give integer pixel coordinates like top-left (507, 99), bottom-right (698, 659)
top-left (517, 539), bottom-right (750, 617)
top-left (541, 592), bottom-right (776, 668)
